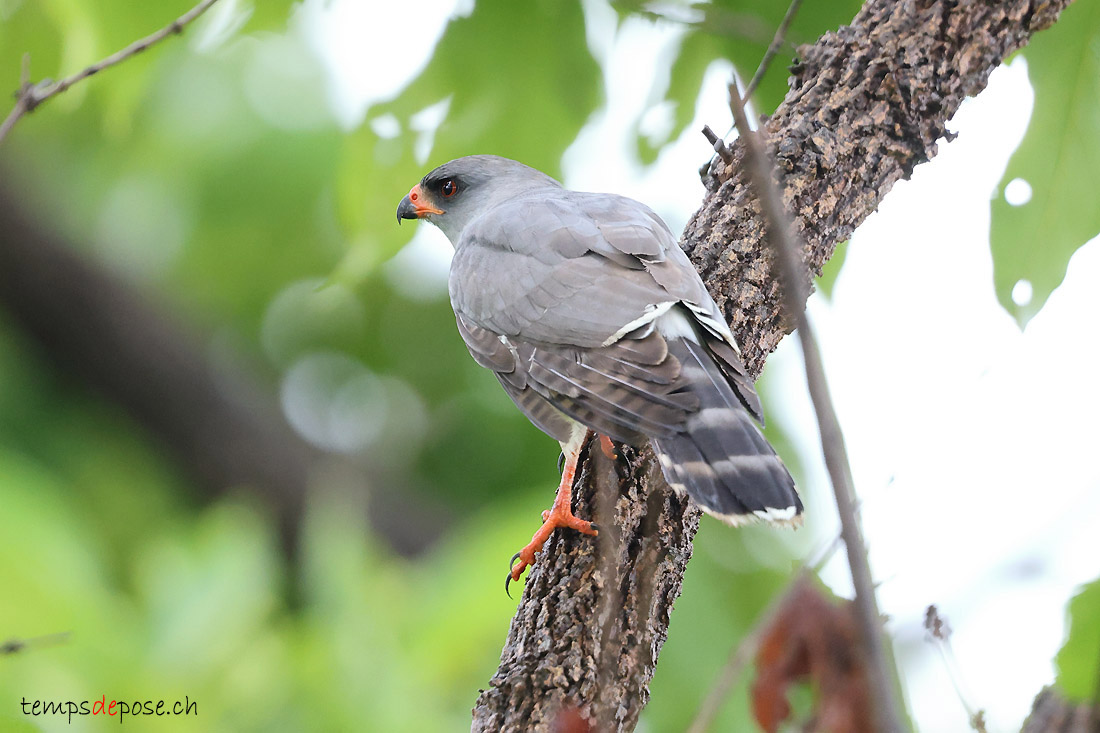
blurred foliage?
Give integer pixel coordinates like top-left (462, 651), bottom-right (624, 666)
top-left (1054, 577), bottom-right (1100, 702)
top-left (0, 0), bottom-right (1090, 730)
top-left (614, 0), bottom-right (864, 164)
top-left (336, 0), bottom-right (600, 258)
top-left (990, 0), bottom-right (1100, 325)
top-left (815, 238), bottom-right (848, 299)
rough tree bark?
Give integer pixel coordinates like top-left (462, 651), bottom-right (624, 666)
top-left (470, 1), bottom-right (1072, 730)
top-left (1020, 687), bottom-right (1099, 733)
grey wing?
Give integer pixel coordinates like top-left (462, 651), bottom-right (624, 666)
top-left (574, 194), bottom-right (764, 421)
top-left (457, 305), bottom-right (801, 525)
top-left (449, 191), bottom-right (703, 346)
top-left (450, 189), bottom-right (762, 422)
top-left (455, 314), bottom-right (575, 443)
top-left (456, 311), bottom-right (696, 446)
top-left (451, 189), bottom-right (761, 404)
top-left (450, 190), bottom-right (800, 524)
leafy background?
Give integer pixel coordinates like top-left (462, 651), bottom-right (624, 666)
top-left (0, 0), bottom-right (1097, 730)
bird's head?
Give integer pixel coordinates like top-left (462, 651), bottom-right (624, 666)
top-left (396, 155), bottom-right (561, 243)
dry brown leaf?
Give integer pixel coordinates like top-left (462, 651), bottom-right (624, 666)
top-left (752, 577), bottom-right (874, 733)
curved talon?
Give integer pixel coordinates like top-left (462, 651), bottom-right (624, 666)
top-left (505, 428), bottom-right (599, 601)
top-left (557, 451), bottom-right (565, 475)
top-left (506, 552), bottom-right (523, 598)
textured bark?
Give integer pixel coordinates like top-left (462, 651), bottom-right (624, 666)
top-left (687, 0), bottom-right (1069, 378)
top-left (1020, 688), bottom-right (1099, 733)
top-left (471, 1), bottom-right (1071, 731)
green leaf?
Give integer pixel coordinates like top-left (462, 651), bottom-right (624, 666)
top-left (1054, 578), bottom-right (1100, 702)
top-left (991, 0), bottom-right (1100, 325)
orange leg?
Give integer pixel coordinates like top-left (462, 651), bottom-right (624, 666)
top-left (507, 429), bottom-right (599, 595)
top-left (598, 434), bottom-right (618, 460)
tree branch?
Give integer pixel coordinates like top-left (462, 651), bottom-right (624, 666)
top-left (0, 632), bottom-right (70, 656)
top-left (1020, 688), bottom-right (1099, 733)
top-left (924, 605), bottom-right (989, 732)
top-left (726, 68), bottom-right (904, 732)
top-left (473, 0), bottom-right (1071, 729)
top-left (739, 0), bottom-right (804, 105)
top-left (0, 0), bottom-right (222, 145)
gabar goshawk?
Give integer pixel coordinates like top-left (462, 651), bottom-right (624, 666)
top-left (397, 155), bottom-right (802, 591)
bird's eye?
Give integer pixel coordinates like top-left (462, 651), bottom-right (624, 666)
top-left (440, 179), bottom-right (458, 197)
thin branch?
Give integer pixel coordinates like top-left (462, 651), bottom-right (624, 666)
top-left (0, 55), bottom-right (33, 144)
top-left (613, 1), bottom-right (776, 46)
top-left (924, 605), bottom-right (989, 732)
top-left (699, 0), bottom-right (802, 185)
top-left (0, 0), bottom-right (222, 146)
top-left (739, 0), bottom-right (804, 105)
top-left (725, 75), bottom-right (906, 733)
top-left (701, 125), bottom-right (734, 166)
top-left (1, 632), bottom-right (71, 656)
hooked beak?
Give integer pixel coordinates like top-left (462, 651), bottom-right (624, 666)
top-left (396, 184), bottom-right (444, 223)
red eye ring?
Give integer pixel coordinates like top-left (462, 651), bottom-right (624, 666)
top-left (440, 179), bottom-right (457, 197)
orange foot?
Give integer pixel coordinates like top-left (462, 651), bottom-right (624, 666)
top-left (598, 434), bottom-right (618, 460)
top-left (506, 430), bottom-right (600, 597)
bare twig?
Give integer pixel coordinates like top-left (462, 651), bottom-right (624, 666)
top-left (924, 605), bottom-right (989, 732)
top-left (613, 1), bottom-right (775, 46)
top-left (1, 632), bottom-right (71, 656)
top-left (0, 55), bottom-right (33, 144)
top-left (739, 0), bottom-right (804, 105)
top-left (701, 125), bottom-right (733, 165)
top-left (699, 0), bottom-right (803, 185)
top-left (0, 0), bottom-right (222, 146)
top-left (725, 75), bottom-right (906, 732)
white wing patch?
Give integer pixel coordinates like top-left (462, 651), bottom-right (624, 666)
top-left (706, 504), bottom-right (803, 528)
top-left (497, 333), bottom-right (520, 362)
top-left (601, 300), bottom-right (676, 346)
top-left (684, 302), bottom-right (741, 355)
top-left (654, 307), bottom-right (700, 342)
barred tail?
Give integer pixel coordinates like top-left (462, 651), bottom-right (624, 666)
top-left (652, 320), bottom-right (802, 526)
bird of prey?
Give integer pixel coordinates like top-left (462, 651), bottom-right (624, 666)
top-left (397, 155), bottom-right (801, 590)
